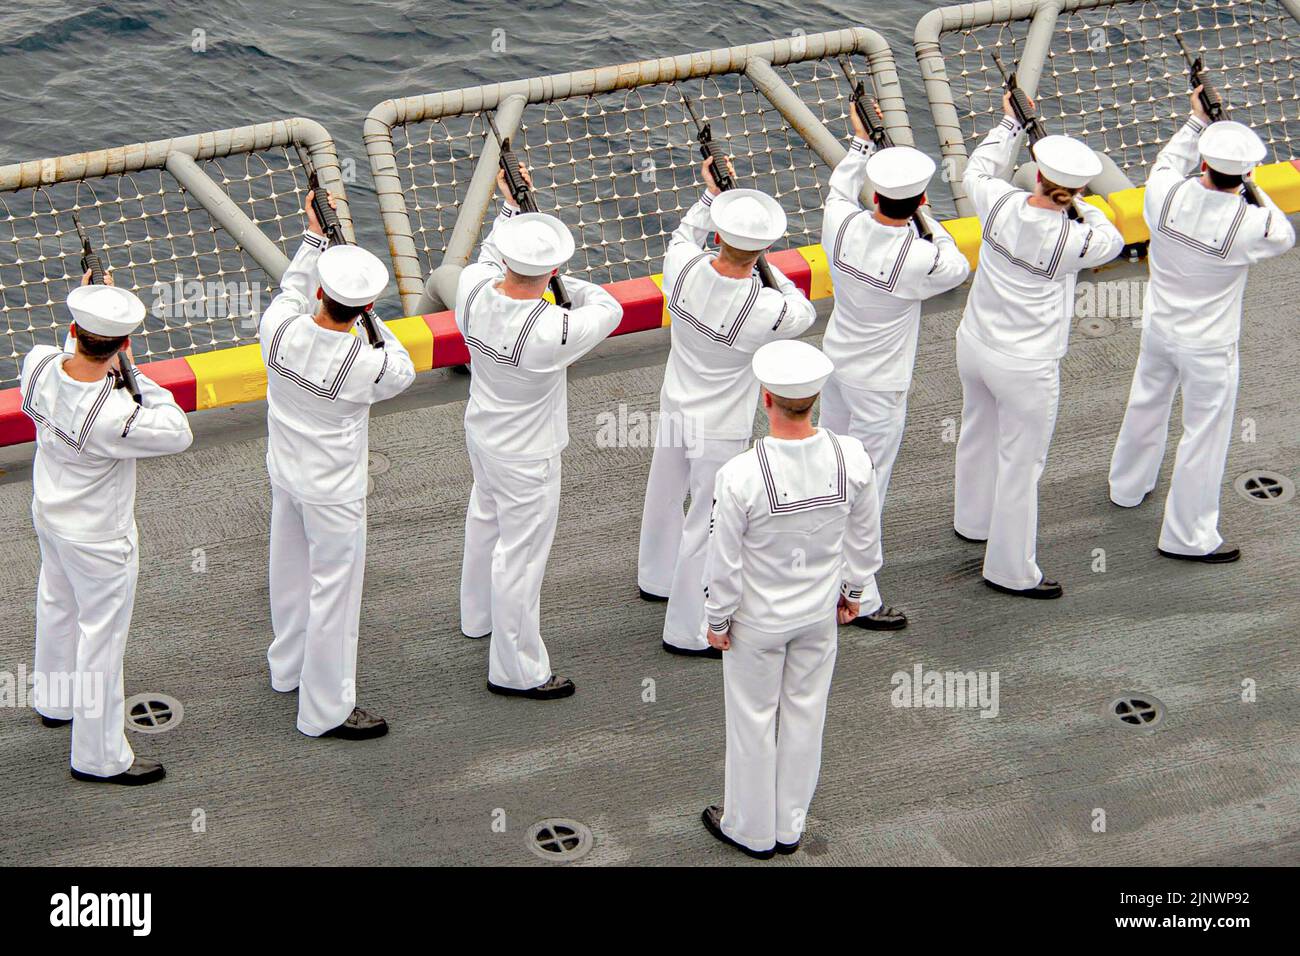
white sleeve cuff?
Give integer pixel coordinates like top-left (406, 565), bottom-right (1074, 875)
top-left (301, 231), bottom-right (328, 250)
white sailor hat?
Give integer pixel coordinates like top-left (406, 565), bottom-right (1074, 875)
top-left (496, 212), bottom-right (576, 277)
top-left (867, 146), bottom-right (936, 200)
top-left (318, 245), bottom-right (389, 307)
top-left (1198, 120), bottom-right (1266, 176)
top-left (752, 340), bottom-right (834, 400)
top-left (1032, 134), bottom-right (1101, 189)
top-left (711, 189), bottom-right (787, 252)
top-left (66, 284), bottom-right (145, 337)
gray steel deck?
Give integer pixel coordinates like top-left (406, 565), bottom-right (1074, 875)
top-left (1, 249), bottom-right (1297, 866)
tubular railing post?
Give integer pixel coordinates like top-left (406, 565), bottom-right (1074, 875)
top-left (164, 151), bottom-right (290, 282)
top-left (915, 7), bottom-right (978, 217)
top-left (744, 58), bottom-right (874, 208)
top-left (364, 100), bottom-right (426, 315)
top-left (990, 1), bottom-right (1063, 180)
top-left (860, 30), bottom-right (912, 147)
top-left (422, 93), bottom-right (528, 314)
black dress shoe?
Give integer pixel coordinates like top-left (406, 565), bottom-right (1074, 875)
top-left (1110, 491), bottom-right (1150, 508)
top-left (775, 839), bottom-right (800, 855)
top-left (701, 805), bottom-right (775, 860)
top-left (984, 577), bottom-right (1063, 599)
top-left (487, 674), bottom-right (575, 700)
top-left (39, 714), bottom-right (72, 728)
top-left (639, 588), bottom-right (668, 603)
top-left (1158, 544), bottom-right (1240, 564)
top-left (319, 706), bottom-right (389, 740)
top-left (954, 529), bottom-right (987, 544)
top-left (850, 606), bottom-right (908, 630)
top-left (662, 640), bottom-right (723, 659)
top-left (71, 757), bottom-right (165, 786)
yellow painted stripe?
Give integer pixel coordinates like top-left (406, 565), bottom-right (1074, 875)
top-left (1081, 195), bottom-right (1117, 221)
top-left (648, 273), bottom-right (670, 326)
top-left (388, 315), bottom-right (434, 372)
top-left (940, 216), bottom-right (983, 272)
top-left (186, 343), bottom-right (267, 410)
top-left (1254, 161), bottom-right (1300, 214)
top-left (797, 244), bottom-right (833, 300)
top-left (1107, 187), bottom-right (1148, 245)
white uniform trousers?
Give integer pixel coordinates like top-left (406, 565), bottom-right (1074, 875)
top-left (638, 418), bottom-right (748, 650)
top-left (817, 376), bottom-right (908, 509)
top-left (721, 617), bottom-right (838, 852)
top-left (32, 525), bottom-right (138, 778)
top-left (1108, 328), bottom-right (1239, 555)
top-left (268, 483), bottom-right (366, 736)
top-left (459, 443), bottom-right (561, 690)
top-left (953, 328), bottom-right (1061, 590)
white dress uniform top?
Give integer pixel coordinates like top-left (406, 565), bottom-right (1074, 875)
top-left (260, 233), bottom-right (415, 735)
top-left (637, 188), bottom-right (816, 651)
top-left (22, 285), bottom-right (193, 777)
top-left (954, 118), bottom-right (1124, 590)
top-left (705, 341), bottom-right (881, 853)
top-left (818, 139), bottom-right (969, 511)
top-left (1109, 118), bottom-right (1294, 554)
top-left (456, 204), bottom-right (623, 690)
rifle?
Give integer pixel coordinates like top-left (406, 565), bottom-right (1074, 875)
top-left (73, 213), bottom-right (141, 405)
top-left (484, 112), bottom-right (572, 309)
top-left (679, 92), bottom-right (780, 289)
top-left (992, 53), bottom-right (1084, 222)
top-left (1174, 34), bottom-right (1264, 207)
top-left (293, 147), bottom-right (385, 347)
top-left (836, 55), bottom-right (934, 242)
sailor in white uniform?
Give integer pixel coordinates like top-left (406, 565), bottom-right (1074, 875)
top-left (954, 94), bottom-right (1124, 598)
top-left (700, 340), bottom-right (882, 859)
top-left (23, 278), bottom-right (193, 785)
top-left (637, 158), bottom-right (817, 657)
top-left (818, 104), bottom-right (970, 629)
top-left (457, 166), bottom-right (623, 699)
top-left (1109, 93), bottom-right (1295, 561)
top-left (262, 191), bottom-right (415, 739)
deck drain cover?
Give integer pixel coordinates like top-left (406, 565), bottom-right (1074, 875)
top-left (1234, 470), bottom-right (1294, 504)
top-left (125, 693), bottom-right (183, 734)
top-left (527, 819), bottom-right (593, 862)
top-left (1110, 693), bottom-right (1164, 730)
top-left (368, 452), bottom-right (391, 476)
top-left (1077, 316), bottom-right (1116, 338)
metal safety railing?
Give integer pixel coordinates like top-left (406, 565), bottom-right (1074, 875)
top-left (915, 0), bottom-right (1300, 217)
top-left (362, 28), bottom-right (912, 315)
top-left (0, 120), bottom-right (353, 385)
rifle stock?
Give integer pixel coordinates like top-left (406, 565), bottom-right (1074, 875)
top-left (73, 214), bottom-right (142, 405)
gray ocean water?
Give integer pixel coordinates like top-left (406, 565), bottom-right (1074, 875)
top-left (0, 0), bottom-right (944, 254)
